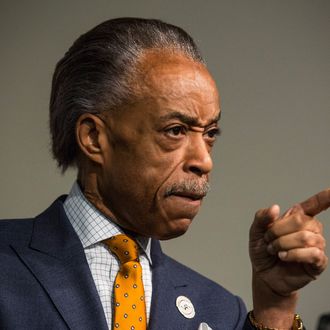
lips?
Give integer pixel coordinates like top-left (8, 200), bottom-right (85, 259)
top-left (169, 191), bottom-right (205, 201)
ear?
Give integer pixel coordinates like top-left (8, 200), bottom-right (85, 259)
top-left (75, 113), bottom-right (109, 165)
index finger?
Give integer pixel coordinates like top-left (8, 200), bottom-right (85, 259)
top-left (300, 188), bottom-right (330, 216)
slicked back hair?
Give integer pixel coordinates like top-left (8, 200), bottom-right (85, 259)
top-left (49, 17), bottom-right (205, 172)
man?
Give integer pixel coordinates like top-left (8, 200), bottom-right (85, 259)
top-left (0, 17), bottom-right (329, 329)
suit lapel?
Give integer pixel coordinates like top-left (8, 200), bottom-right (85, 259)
top-left (11, 198), bottom-right (108, 330)
top-left (148, 240), bottom-right (191, 330)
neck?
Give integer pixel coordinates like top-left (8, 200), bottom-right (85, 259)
top-left (77, 165), bottom-right (118, 223)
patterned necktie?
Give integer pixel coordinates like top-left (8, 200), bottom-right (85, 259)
top-left (104, 234), bottom-right (147, 330)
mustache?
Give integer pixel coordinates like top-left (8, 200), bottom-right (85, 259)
top-left (164, 179), bottom-right (210, 198)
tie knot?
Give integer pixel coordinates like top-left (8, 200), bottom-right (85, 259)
top-left (104, 234), bottom-right (139, 264)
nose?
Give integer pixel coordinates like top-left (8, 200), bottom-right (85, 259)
top-left (183, 134), bottom-right (213, 176)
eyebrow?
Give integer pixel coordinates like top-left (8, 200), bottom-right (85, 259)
top-left (159, 110), bottom-right (221, 127)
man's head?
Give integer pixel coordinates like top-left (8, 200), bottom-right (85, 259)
top-left (50, 18), bottom-right (220, 239)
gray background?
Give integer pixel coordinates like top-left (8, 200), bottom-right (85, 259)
top-left (1, 0), bottom-right (329, 328)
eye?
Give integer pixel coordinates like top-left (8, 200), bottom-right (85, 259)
top-left (165, 125), bottom-right (186, 137)
top-left (206, 127), bottom-right (220, 138)
top-left (204, 127), bottom-right (221, 144)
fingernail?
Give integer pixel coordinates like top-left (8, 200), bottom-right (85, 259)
top-left (278, 251), bottom-right (288, 259)
top-left (267, 244), bottom-right (275, 255)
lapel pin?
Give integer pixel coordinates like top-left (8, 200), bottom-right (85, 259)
top-left (176, 295), bottom-right (195, 319)
top-left (198, 322), bottom-right (213, 330)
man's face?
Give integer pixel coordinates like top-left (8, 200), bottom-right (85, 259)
top-left (99, 51), bottom-right (220, 240)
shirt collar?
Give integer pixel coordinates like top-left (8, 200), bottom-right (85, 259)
top-left (63, 181), bottom-right (152, 265)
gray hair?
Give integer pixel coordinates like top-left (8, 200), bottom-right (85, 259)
top-left (49, 17), bottom-right (205, 172)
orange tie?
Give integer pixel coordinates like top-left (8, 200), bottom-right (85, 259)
top-left (104, 234), bottom-right (147, 330)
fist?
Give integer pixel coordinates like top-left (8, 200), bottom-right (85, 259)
top-left (249, 189), bottom-right (330, 296)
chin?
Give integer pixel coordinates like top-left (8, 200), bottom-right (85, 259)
top-left (155, 217), bottom-right (193, 241)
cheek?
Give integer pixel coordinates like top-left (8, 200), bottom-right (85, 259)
top-left (104, 130), bottom-right (187, 218)
top-left (113, 137), bottom-right (182, 186)
top-left (106, 147), bottom-right (176, 201)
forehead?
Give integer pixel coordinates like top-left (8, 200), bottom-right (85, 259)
top-left (133, 50), bottom-right (220, 124)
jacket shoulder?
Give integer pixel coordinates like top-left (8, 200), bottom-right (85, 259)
top-left (0, 196), bottom-right (67, 245)
top-left (0, 218), bottom-right (34, 245)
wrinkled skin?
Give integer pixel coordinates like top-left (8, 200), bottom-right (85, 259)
top-left (78, 51), bottom-right (220, 240)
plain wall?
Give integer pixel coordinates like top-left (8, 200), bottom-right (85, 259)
top-left (1, 1), bottom-right (329, 328)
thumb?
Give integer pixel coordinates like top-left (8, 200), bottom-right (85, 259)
top-left (251, 204), bottom-right (280, 235)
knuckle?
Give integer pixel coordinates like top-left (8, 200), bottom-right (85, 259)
top-left (293, 204), bottom-right (304, 213)
top-left (293, 214), bottom-right (305, 228)
top-left (312, 248), bottom-right (323, 263)
top-left (300, 231), bottom-right (312, 247)
top-left (319, 236), bottom-right (326, 250)
top-left (310, 219), bottom-right (323, 234)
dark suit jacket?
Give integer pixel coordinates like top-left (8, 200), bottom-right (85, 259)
top-left (0, 197), bottom-right (253, 329)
